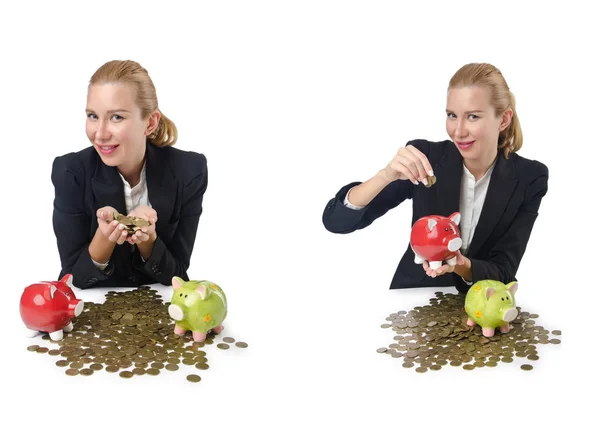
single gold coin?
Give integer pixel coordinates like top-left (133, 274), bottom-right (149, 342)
top-left (402, 362), bottom-right (414, 368)
top-left (165, 364), bottom-right (179, 371)
top-left (462, 364), bottom-right (475, 371)
top-left (222, 337), bottom-right (235, 343)
top-left (105, 365), bottom-right (120, 373)
top-left (415, 367), bottom-right (428, 373)
top-left (186, 374), bottom-right (201, 383)
top-left (552, 330), bottom-right (562, 335)
top-left (65, 369), bottom-right (79, 376)
top-left (27, 345), bottom-right (40, 352)
top-left (132, 368), bottom-right (146, 376)
top-left (521, 364), bottom-right (533, 371)
top-left (119, 371), bottom-right (134, 378)
top-left (48, 349), bottom-right (61, 356)
top-left (376, 347), bottom-right (387, 353)
top-left (146, 368), bottom-right (160, 376)
top-left (80, 368), bottom-right (94, 376)
top-left (36, 347), bottom-right (49, 354)
top-left (90, 363), bottom-right (104, 371)
top-left (55, 360), bottom-right (69, 367)
top-left (195, 363), bottom-right (209, 370)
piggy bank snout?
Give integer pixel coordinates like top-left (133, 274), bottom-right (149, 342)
top-left (168, 304), bottom-right (184, 321)
top-left (448, 237), bottom-right (462, 252)
top-left (503, 308), bottom-right (518, 322)
top-left (73, 300), bottom-right (84, 317)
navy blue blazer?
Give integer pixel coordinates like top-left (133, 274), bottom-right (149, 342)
top-left (322, 139), bottom-right (549, 293)
top-left (51, 142), bottom-right (207, 289)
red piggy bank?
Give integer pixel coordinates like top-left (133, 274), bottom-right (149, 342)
top-left (20, 274), bottom-right (84, 341)
top-left (410, 212), bottom-right (462, 270)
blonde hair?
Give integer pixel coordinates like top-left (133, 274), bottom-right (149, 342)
top-left (89, 60), bottom-right (177, 147)
top-left (449, 63), bottom-right (522, 158)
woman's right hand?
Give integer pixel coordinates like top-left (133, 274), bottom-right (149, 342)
top-left (378, 145), bottom-right (434, 185)
top-left (96, 206), bottom-right (129, 245)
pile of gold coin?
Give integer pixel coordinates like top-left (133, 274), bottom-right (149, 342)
top-left (27, 287), bottom-right (248, 383)
top-left (112, 212), bottom-right (150, 235)
top-left (377, 291), bottom-right (561, 372)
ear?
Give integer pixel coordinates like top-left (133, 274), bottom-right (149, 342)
top-left (508, 282), bottom-right (518, 295)
top-left (195, 284), bottom-right (208, 300)
top-left (60, 274), bottom-right (74, 289)
top-left (50, 285), bottom-right (57, 299)
top-left (450, 212), bottom-right (461, 225)
top-left (172, 276), bottom-right (185, 289)
top-left (145, 110), bottom-right (161, 136)
top-left (427, 218), bottom-right (437, 231)
top-left (486, 288), bottom-right (496, 299)
top-left (499, 108), bottom-right (513, 132)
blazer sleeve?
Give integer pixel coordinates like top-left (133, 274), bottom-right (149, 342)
top-left (453, 164), bottom-right (549, 293)
top-left (322, 140), bottom-right (432, 234)
top-left (52, 154), bottom-right (113, 289)
top-left (135, 154), bottom-right (208, 285)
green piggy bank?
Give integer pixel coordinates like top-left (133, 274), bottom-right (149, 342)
top-left (167, 277), bottom-right (227, 342)
top-left (464, 280), bottom-right (518, 337)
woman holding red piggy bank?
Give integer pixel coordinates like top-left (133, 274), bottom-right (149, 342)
top-left (322, 63), bottom-right (548, 293)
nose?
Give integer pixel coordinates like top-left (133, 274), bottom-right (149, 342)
top-left (455, 120), bottom-right (468, 139)
top-left (168, 304), bottom-right (184, 321)
top-left (96, 120), bottom-right (111, 141)
top-left (503, 308), bottom-right (518, 322)
top-left (448, 237), bottom-right (462, 252)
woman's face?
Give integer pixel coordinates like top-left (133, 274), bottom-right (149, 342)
top-left (86, 83), bottom-right (153, 170)
top-left (445, 85), bottom-right (511, 163)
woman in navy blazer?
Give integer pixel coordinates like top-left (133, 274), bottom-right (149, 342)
top-left (52, 60), bottom-right (207, 289)
top-left (322, 63), bottom-right (548, 293)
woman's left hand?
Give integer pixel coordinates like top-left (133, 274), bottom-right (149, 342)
top-left (423, 250), bottom-right (469, 278)
top-left (126, 205), bottom-right (158, 245)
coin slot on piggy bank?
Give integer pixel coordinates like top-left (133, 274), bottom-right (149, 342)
top-left (410, 212), bottom-right (462, 269)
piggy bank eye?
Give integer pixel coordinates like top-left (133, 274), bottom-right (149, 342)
top-left (179, 293), bottom-right (183, 297)
top-left (185, 295), bottom-right (188, 298)
top-left (444, 228), bottom-right (449, 232)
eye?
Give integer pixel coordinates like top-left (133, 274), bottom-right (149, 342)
top-left (468, 114), bottom-right (480, 120)
top-left (446, 112), bottom-right (456, 119)
top-left (111, 114), bottom-right (124, 121)
top-left (87, 113), bottom-right (97, 120)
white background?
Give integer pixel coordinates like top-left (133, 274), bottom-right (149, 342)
top-left (0, 1), bottom-right (597, 428)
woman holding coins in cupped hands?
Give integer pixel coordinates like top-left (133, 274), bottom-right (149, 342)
top-left (52, 60), bottom-right (208, 289)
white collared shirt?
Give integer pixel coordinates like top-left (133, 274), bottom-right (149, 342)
top-left (344, 160), bottom-right (496, 256)
top-left (92, 163), bottom-right (150, 270)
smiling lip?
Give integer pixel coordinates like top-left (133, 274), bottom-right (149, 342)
top-left (456, 140), bottom-right (475, 149)
top-left (96, 144), bottom-right (119, 155)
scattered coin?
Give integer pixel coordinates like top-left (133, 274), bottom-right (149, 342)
top-left (165, 364), bottom-right (179, 371)
top-left (187, 374), bottom-right (201, 383)
top-left (65, 369), bottom-right (79, 376)
top-left (80, 368), bottom-right (94, 376)
top-left (36, 347), bottom-right (49, 354)
top-left (55, 360), bottom-right (69, 367)
top-left (119, 371), bottom-right (134, 379)
top-left (222, 337), bottom-right (235, 343)
top-left (217, 343), bottom-right (230, 350)
top-left (521, 364), bottom-right (533, 371)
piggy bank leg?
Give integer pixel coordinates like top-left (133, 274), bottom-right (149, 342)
top-left (192, 332), bottom-right (207, 342)
top-left (499, 324), bottom-right (511, 334)
top-left (49, 330), bottom-right (64, 341)
top-left (174, 325), bottom-right (187, 336)
top-left (414, 254), bottom-right (425, 264)
top-left (63, 322), bottom-right (74, 333)
top-left (482, 327), bottom-right (495, 337)
top-left (429, 261), bottom-right (442, 270)
top-left (212, 325), bottom-right (224, 334)
top-left (446, 256), bottom-right (457, 266)
top-left (25, 328), bottom-right (39, 338)
top-left (466, 318), bottom-right (476, 327)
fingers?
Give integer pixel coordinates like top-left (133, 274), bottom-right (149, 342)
top-left (406, 145), bottom-right (434, 178)
top-left (108, 222), bottom-right (128, 244)
top-left (390, 146), bottom-right (434, 185)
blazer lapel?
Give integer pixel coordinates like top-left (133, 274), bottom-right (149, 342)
top-left (91, 155), bottom-right (127, 215)
top-left (146, 142), bottom-right (177, 229)
top-left (466, 152), bottom-right (518, 257)
top-left (436, 144), bottom-right (462, 217)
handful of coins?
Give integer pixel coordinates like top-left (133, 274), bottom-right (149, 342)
top-left (112, 212), bottom-right (150, 235)
top-left (424, 175), bottom-right (437, 188)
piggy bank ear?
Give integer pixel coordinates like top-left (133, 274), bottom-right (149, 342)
top-left (427, 218), bottom-right (437, 231)
top-left (508, 282), bottom-right (518, 295)
top-left (195, 284), bottom-right (208, 300)
top-left (172, 277), bottom-right (185, 289)
top-left (485, 287), bottom-right (496, 299)
top-left (50, 285), bottom-right (57, 299)
top-left (60, 274), bottom-right (74, 289)
top-left (450, 212), bottom-right (461, 225)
